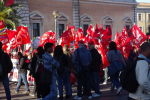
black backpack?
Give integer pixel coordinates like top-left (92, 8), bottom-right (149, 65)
top-left (119, 57), bottom-right (145, 93)
top-left (38, 57), bottom-right (52, 97)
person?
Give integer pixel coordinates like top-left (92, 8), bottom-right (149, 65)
top-left (88, 41), bottom-right (102, 97)
top-left (0, 42), bottom-right (13, 100)
top-left (73, 40), bottom-right (92, 100)
top-left (30, 47), bottom-right (45, 98)
top-left (15, 52), bottom-right (30, 94)
top-left (54, 45), bottom-right (72, 100)
top-left (107, 41), bottom-right (125, 95)
top-left (129, 42), bottom-right (150, 100)
top-left (42, 42), bottom-right (60, 100)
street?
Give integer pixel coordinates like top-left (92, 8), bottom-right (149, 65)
top-left (0, 82), bottom-right (128, 100)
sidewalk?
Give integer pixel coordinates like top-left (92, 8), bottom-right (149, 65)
top-left (0, 82), bottom-right (128, 100)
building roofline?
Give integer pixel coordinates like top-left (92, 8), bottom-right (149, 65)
top-left (80, 0), bottom-right (137, 6)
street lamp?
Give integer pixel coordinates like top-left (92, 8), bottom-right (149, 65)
top-left (52, 11), bottom-right (60, 40)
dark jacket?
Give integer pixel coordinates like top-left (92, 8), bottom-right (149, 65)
top-left (55, 54), bottom-right (70, 76)
top-left (90, 48), bottom-right (102, 72)
top-left (17, 57), bottom-right (27, 73)
top-left (0, 50), bottom-right (13, 79)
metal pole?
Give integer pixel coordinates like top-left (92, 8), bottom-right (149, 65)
top-left (55, 18), bottom-right (57, 39)
top-left (145, 11), bottom-right (147, 34)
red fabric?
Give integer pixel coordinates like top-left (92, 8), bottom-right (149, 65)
top-left (39, 31), bottom-right (56, 46)
top-left (16, 26), bottom-right (31, 45)
top-left (6, 29), bottom-right (18, 49)
top-left (98, 44), bottom-right (110, 68)
top-left (114, 28), bottom-right (132, 59)
top-left (131, 25), bottom-right (147, 48)
top-left (95, 27), bottom-right (112, 68)
top-left (0, 21), bottom-right (5, 29)
top-left (5, 0), bottom-right (14, 6)
top-left (60, 26), bottom-right (75, 46)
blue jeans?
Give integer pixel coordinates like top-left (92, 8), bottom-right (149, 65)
top-left (110, 72), bottom-right (121, 89)
top-left (2, 75), bottom-right (11, 100)
top-left (57, 72), bottom-right (72, 97)
top-left (90, 72), bottom-right (101, 94)
top-left (16, 73), bottom-right (29, 91)
top-left (42, 72), bottom-right (57, 100)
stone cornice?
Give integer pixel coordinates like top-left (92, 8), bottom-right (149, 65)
top-left (80, 0), bottom-right (137, 6)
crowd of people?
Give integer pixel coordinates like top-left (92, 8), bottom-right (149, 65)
top-left (0, 40), bottom-right (150, 100)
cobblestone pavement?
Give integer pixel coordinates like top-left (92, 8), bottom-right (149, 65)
top-left (0, 82), bottom-right (128, 100)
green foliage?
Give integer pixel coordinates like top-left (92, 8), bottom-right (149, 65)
top-left (0, 1), bottom-right (21, 29)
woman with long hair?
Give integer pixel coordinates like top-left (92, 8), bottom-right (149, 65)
top-left (30, 47), bottom-right (45, 98)
top-left (54, 45), bottom-right (72, 100)
top-left (107, 41), bottom-right (126, 95)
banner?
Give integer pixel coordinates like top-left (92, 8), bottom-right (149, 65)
top-left (16, 26), bottom-right (31, 45)
top-left (39, 31), bottom-right (56, 46)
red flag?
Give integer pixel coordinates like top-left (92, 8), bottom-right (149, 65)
top-left (5, 0), bottom-right (14, 6)
top-left (39, 31), bottom-right (56, 46)
top-left (131, 25), bottom-right (147, 48)
top-left (60, 26), bottom-right (75, 45)
top-left (98, 44), bottom-right (109, 68)
top-left (98, 27), bottom-right (112, 68)
top-left (16, 26), bottom-right (31, 45)
top-left (6, 29), bottom-right (18, 49)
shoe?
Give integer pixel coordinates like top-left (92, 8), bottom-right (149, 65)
top-left (117, 87), bottom-right (122, 95)
top-left (102, 81), bottom-right (107, 85)
top-left (24, 91), bottom-right (30, 94)
top-left (92, 93), bottom-right (101, 98)
top-left (58, 96), bottom-right (63, 100)
top-left (66, 95), bottom-right (72, 99)
top-left (37, 98), bottom-right (42, 100)
top-left (73, 96), bottom-right (82, 100)
top-left (88, 96), bottom-right (93, 99)
top-left (15, 90), bottom-right (19, 94)
top-left (29, 93), bottom-right (35, 97)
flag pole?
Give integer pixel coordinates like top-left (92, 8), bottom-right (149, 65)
top-left (52, 11), bottom-right (60, 45)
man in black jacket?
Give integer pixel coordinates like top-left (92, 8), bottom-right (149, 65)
top-left (0, 42), bottom-right (13, 100)
top-left (88, 41), bottom-right (102, 98)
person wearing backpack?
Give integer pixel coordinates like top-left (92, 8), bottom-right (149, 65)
top-left (30, 47), bottom-right (45, 98)
top-left (129, 42), bottom-right (150, 100)
top-left (0, 42), bottom-right (13, 100)
top-left (73, 40), bottom-right (92, 100)
top-left (54, 45), bottom-right (72, 100)
top-left (88, 41), bottom-right (102, 98)
top-left (42, 43), bottom-right (60, 100)
top-left (107, 41), bottom-right (126, 95)
top-left (15, 52), bottom-right (30, 94)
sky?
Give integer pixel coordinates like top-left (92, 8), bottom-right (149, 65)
top-left (136, 0), bottom-right (150, 3)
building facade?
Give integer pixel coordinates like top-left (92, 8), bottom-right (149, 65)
top-left (136, 3), bottom-right (150, 34)
top-left (15, 0), bottom-right (137, 39)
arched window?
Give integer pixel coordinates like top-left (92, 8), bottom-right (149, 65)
top-left (81, 15), bottom-right (92, 35)
top-left (57, 13), bottom-right (68, 37)
top-left (30, 11), bottom-right (44, 39)
top-left (103, 16), bottom-right (113, 29)
top-left (123, 17), bottom-right (133, 30)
